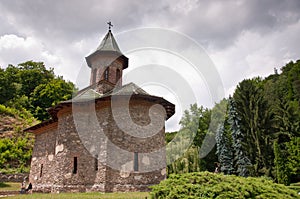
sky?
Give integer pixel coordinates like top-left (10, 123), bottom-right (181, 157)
top-left (0, 0), bottom-right (300, 131)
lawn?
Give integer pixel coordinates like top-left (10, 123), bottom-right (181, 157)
top-left (0, 183), bottom-right (149, 199)
top-left (0, 182), bottom-right (20, 191)
top-left (6, 192), bottom-right (150, 199)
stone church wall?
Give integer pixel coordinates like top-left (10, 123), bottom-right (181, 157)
top-left (30, 97), bottom-right (167, 193)
top-left (29, 126), bottom-right (57, 192)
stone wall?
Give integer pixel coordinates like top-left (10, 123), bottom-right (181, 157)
top-left (29, 125), bottom-right (57, 192)
top-left (30, 96), bottom-right (167, 193)
top-left (0, 173), bottom-right (28, 182)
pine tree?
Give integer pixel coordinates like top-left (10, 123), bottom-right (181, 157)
top-left (215, 123), bottom-right (234, 174)
top-left (228, 97), bottom-right (252, 177)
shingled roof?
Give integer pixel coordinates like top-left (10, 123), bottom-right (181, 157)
top-left (85, 30), bottom-right (128, 69)
top-left (96, 30), bottom-right (122, 53)
top-left (25, 83), bottom-right (175, 132)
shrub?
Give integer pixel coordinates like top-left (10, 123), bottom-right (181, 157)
top-left (150, 172), bottom-right (299, 199)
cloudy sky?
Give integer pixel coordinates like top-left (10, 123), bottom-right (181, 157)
top-left (0, 0), bottom-right (299, 131)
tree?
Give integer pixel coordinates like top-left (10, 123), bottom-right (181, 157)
top-left (0, 66), bottom-right (18, 104)
top-left (264, 60), bottom-right (300, 183)
top-left (233, 78), bottom-right (272, 176)
top-left (215, 122), bottom-right (234, 174)
top-left (0, 61), bottom-right (77, 121)
top-left (17, 61), bottom-right (54, 97)
top-left (167, 104), bottom-right (217, 174)
top-left (30, 77), bottom-right (76, 120)
top-left (228, 97), bottom-right (252, 177)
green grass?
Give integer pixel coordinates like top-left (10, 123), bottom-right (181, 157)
top-left (0, 182), bottom-right (149, 198)
top-left (0, 182), bottom-right (20, 191)
top-left (5, 192), bottom-right (149, 199)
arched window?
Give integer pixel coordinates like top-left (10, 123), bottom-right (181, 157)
top-left (104, 68), bottom-right (109, 81)
top-left (116, 69), bottom-right (121, 81)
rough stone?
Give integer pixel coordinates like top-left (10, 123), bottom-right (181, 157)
top-left (27, 29), bottom-right (175, 193)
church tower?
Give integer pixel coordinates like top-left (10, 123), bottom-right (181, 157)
top-left (85, 25), bottom-right (128, 94)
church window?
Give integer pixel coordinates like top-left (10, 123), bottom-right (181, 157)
top-left (116, 69), bottom-right (121, 81)
top-left (95, 155), bottom-right (98, 171)
top-left (40, 164), bottom-right (43, 177)
top-left (134, 152), bottom-right (139, 171)
top-left (104, 68), bottom-right (109, 81)
top-left (73, 157), bottom-right (78, 174)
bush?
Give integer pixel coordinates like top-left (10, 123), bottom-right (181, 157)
top-left (150, 172), bottom-right (299, 199)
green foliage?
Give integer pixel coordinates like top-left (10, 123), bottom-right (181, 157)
top-left (0, 60), bottom-right (77, 121)
top-left (233, 78), bottom-right (272, 176)
top-left (0, 60), bottom-right (76, 174)
top-left (274, 140), bottom-right (290, 185)
top-left (167, 146), bottom-right (202, 174)
top-left (0, 135), bottom-right (34, 173)
top-left (167, 104), bottom-right (217, 174)
top-left (30, 77), bottom-right (76, 120)
top-left (150, 172), bottom-right (300, 199)
top-left (167, 59), bottom-right (300, 186)
top-left (215, 122), bottom-right (234, 174)
top-left (165, 132), bottom-right (177, 143)
top-left (274, 137), bottom-right (300, 185)
top-left (228, 97), bottom-right (252, 177)
top-left (0, 104), bottom-right (35, 124)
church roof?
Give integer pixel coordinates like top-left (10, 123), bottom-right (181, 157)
top-left (96, 30), bottom-right (122, 53)
top-left (85, 30), bottom-right (128, 69)
top-left (24, 82), bottom-right (175, 132)
top-left (69, 82), bottom-right (150, 103)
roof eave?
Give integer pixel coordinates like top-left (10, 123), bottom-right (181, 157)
top-left (85, 50), bottom-right (128, 69)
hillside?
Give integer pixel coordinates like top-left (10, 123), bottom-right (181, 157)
top-left (0, 105), bottom-right (37, 174)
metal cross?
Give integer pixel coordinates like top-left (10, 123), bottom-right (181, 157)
top-left (107, 21), bottom-right (113, 30)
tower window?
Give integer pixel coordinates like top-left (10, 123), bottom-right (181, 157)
top-left (104, 68), bottom-right (109, 81)
top-left (73, 157), bottom-right (78, 174)
top-left (134, 152), bottom-right (139, 171)
top-left (116, 69), bottom-right (121, 82)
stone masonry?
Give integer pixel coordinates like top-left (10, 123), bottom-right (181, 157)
top-left (26, 28), bottom-right (175, 193)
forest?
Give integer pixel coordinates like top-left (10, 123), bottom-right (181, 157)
top-left (167, 60), bottom-right (300, 186)
top-left (0, 60), bottom-right (299, 186)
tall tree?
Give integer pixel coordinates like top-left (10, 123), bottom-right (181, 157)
top-left (228, 97), bottom-right (252, 177)
top-left (233, 78), bottom-right (272, 176)
top-left (215, 121), bottom-right (234, 174)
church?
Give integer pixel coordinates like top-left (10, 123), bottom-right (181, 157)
top-left (25, 26), bottom-right (175, 193)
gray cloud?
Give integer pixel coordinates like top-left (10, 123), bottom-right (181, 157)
top-left (1, 0), bottom-right (299, 48)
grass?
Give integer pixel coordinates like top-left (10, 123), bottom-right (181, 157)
top-left (0, 182), bottom-right (20, 191)
top-left (3, 192), bottom-right (149, 199)
top-left (0, 183), bottom-right (149, 199)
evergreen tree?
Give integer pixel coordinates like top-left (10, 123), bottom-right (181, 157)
top-left (274, 140), bottom-right (290, 185)
top-left (228, 97), bottom-right (252, 177)
top-left (215, 122), bottom-right (234, 174)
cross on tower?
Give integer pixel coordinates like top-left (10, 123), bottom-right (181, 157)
top-left (107, 21), bottom-right (113, 30)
